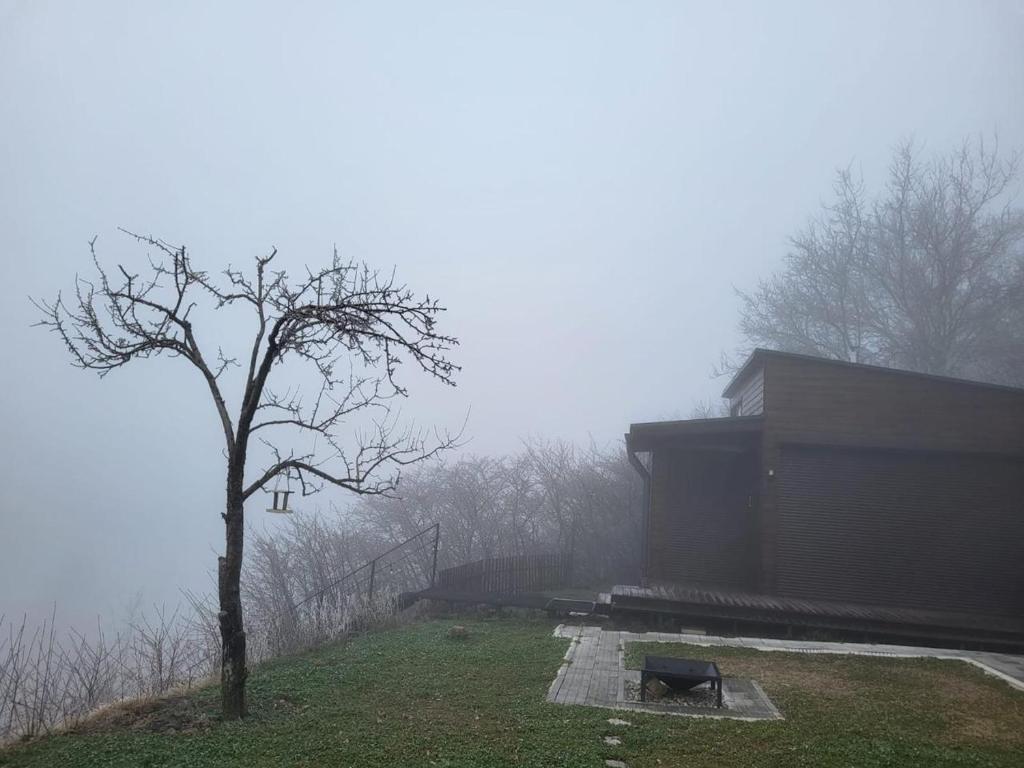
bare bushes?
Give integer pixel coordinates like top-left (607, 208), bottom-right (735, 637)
top-left (0, 608), bottom-right (212, 741)
top-left (242, 515), bottom-right (434, 658)
top-left (0, 519), bottom-right (418, 742)
top-left (0, 587), bottom-right (402, 742)
top-left (246, 589), bottom-right (401, 661)
top-left (243, 516), bottom-right (365, 658)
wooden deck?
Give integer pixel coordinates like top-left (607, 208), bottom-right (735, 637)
top-left (610, 582), bottom-right (1024, 652)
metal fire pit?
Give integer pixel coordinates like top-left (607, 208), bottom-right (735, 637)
top-left (640, 655), bottom-right (723, 707)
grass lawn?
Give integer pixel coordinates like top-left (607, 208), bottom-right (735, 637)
top-left (1, 617), bottom-right (1022, 768)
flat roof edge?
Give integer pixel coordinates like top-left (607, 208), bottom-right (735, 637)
top-left (628, 415), bottom-right (764, 443)
top-left (722, 348), bottom-right (1024, 399)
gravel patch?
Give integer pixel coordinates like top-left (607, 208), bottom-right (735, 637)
top-left (623, 680), bottom-right (725, 709)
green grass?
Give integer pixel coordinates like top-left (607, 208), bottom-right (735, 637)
top-left (2, 618), bottom-right (1022, 767)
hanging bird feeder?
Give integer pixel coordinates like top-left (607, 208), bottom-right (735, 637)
top-left (266, 473), bottom-right (295, 514)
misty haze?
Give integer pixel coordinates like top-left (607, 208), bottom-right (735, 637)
top-left (2, 2), bottom-right (1024, 766)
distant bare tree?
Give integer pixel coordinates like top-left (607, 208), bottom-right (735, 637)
top-left (34, 232), bottom-right (459, 719)
top-left (689, 399), bottom-right (730, 419)
top-left (738, 138), bottom-right (1024, 384)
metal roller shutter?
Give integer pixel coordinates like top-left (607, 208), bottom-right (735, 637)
top-left (776, 445), bottom-right (1024, 617)
top-left (650, 449), bottom-right (757, 590)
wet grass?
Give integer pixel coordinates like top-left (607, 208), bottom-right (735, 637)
top-left (2, 618), bottom-right (1022, 767)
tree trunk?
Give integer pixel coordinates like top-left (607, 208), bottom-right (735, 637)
top-left (218, 471), bottom-right (247, 719)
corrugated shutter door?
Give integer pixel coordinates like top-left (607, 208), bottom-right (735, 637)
top-left (776, 445), bottom-right (1024, 617)
top-left (651, 449), bottom-right (757, 590)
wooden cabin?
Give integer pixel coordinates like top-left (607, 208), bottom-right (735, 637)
top-left (625, 349), bottom-right (1024, 632)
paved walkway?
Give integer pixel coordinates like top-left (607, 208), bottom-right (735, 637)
top-left (546, 624), bottom-right (1024, 720)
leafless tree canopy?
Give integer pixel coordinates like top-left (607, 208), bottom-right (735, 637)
top-left (738, 138), bottom-right (1024, 385)
top-left (34, 231), bottom-right (461, 497)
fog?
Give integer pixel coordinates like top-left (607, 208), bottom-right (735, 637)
top-left (2, 1), bottom-right (1023, 629)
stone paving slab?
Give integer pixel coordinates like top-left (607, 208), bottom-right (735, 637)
top-left (546, 625), bottom-right (1024, 720)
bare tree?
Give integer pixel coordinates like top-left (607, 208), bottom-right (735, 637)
top-left (738, 138), bottom-right (1024, 384)
top-left (689, 399), bottom-right (731, 419)
top-left (33, 231), bottom-right (460, 719)
top-left (739, 167), bottom-right (875, 364)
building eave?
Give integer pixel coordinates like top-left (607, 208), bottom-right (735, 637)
top-left (722, 348), bottom-right (1024, 399)
top-left (627, 415), bottom-right (763, 452)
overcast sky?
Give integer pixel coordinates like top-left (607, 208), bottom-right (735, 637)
top-left (2, 0), bottom-right (1023, 628)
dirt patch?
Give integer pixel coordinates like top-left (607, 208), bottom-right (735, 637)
top-left (947, 712), bottom-right (1024, 748)
top-left (69, 694), bottom-right (215, 735)
top-left (729, 658), bottom-right (859, 700)
top-left (269, 694), bottom-right (308, 715)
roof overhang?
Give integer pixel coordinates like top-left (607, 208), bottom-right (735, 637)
top-left (626, 415), bottom-right (763, 453)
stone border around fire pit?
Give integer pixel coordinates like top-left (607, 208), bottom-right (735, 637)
top-left (546, 625), bottom-right (782, 720)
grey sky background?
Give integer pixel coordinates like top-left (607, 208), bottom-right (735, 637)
top-left (2, 1), bottom-right (1023, 629)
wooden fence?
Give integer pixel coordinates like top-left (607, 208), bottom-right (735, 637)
top-left (434, 552), bottom-right (572, 595)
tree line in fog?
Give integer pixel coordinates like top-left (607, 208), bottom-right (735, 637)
top-left (248, 437), bottom-right (644, 606)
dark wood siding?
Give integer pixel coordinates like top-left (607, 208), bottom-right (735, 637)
top-left (762, 354), bottom-right (1024, 454)
top-left (776, 444), bottom-right (1024, 617)
top-left (756, 353), bottom-right (1024, 595)
top-left (647, 447), bottom-right (758, 590)
top-left (729, 366), bottom-right (765, 416)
